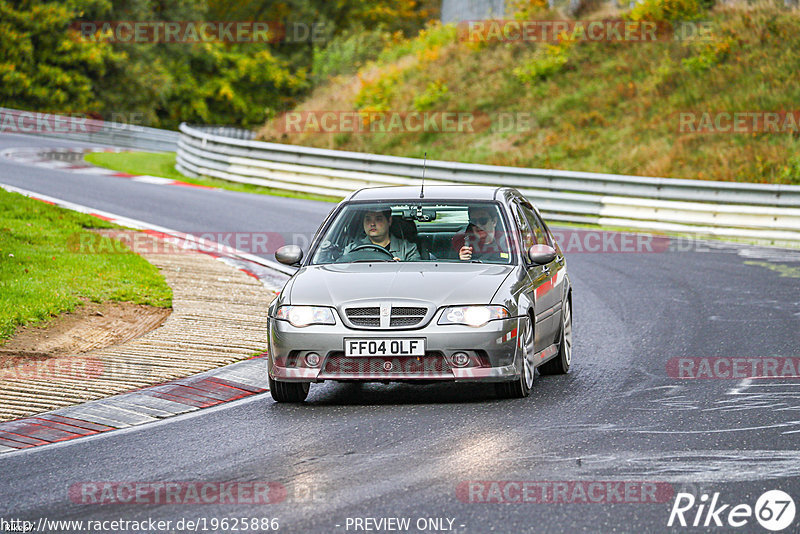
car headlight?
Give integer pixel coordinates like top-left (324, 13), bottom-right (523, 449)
top-left (438, 306), bottom-right (509, 328)
top-left (276, 306), bottom-right (336, 327)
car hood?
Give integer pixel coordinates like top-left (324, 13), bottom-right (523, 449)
top-left (287, 263), bottom-right (514, 306)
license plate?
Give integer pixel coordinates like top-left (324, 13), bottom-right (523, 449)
top-left (345, 338), bottom-right (426, 357)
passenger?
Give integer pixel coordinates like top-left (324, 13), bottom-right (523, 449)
top-left (343, 207), bottom-right (420, 262)
top-left (452, 206), bottom-right (508, 262)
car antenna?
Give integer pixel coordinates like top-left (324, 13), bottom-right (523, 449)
top-left (419, 152), bottom-right (427, 199)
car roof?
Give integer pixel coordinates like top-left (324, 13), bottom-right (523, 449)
top-left (347, 185), bottom-right (507, 202)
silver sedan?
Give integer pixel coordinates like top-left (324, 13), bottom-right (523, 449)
top-left (268, 185), bottom-right (572, 402)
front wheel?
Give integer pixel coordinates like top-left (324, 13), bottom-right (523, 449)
top-left (495, 317), bottom-right (534, 399)
top-left (540, 299), bottom-right (572, 375)
top-left (269, 375), bottom-right (310, 402)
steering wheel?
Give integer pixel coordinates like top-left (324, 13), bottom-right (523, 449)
top-left (339, 244), bottom-right (397, 262)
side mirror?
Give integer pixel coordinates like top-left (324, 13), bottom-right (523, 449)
top-left (528, 244), bottom-right (556, 265)
top-left (276, 245), bottom-right (303, 266)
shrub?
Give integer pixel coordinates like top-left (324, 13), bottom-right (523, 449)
top-left (513, 44), bottom-right (570, 83)
top-left (355, 66), bottom-right (404, 112)
top-left (509, 0), bottom-right (550, 19)
top-left (682, 36), bottom-right (734, 72)
top-left (780, 154), bottom-right (800, 185)
top-left (377, 21), bottom-right (457, 65)
top-left (312, 28), bottom-right (394, 83)
top-left (627, 0), bottom-right (704, 22)
top-left (413, 80), bottom-right (449, 111)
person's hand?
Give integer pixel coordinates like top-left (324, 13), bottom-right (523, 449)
top-left (459, 246), bottom-right (473, 261)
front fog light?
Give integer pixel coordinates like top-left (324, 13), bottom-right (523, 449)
top-left (305, 353), bottom-right (320, 367)
top-left (452, 352), bottom-right (470, 367)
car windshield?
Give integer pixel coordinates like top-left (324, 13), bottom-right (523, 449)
top-left (309, 201), bottom-right (514, 265)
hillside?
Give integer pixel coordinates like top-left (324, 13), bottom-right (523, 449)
top-left (258, 1), bottom-right (800, 184)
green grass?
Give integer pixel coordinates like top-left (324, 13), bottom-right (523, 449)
top-left (0, 188), bottom-right (172, 342)
top-left (85, 151), bottom-right (189, 182)
top-left (84, 152), bottom-right (340, 203)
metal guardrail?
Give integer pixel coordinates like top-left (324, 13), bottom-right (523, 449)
top-left (0, 107), bottom-right (178, 152)
top-left (177, 123), bottom-right (800, 244)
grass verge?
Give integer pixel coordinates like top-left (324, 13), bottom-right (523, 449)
top-left (84, 152), bottom-right (341, 203)
top-left (0, 188), bottom-right (172, 342)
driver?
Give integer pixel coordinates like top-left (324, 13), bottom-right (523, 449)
top-left (342, 207), bottom-right (420, 261)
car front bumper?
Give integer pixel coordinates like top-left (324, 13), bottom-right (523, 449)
top-left (268, 316), bottom-right (524, 383)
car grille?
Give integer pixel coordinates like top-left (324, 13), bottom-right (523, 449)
top-left (345, 307), bottom-right (380, 327)
top-left (346, 307), bottom-right (380, 316)
top-left (392, 307), bottom-right (427, 316)
top-left (389, 307), bottom-right (427, 327)
top-left (344, 306), bottom-right (428, 329)
top-left (389, 316), bottom-right (422, 327)
top-left (322, 352), bottom-right (449, 376)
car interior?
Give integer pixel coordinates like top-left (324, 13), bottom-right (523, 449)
top-left (312, 203), bottom-right (512, 264)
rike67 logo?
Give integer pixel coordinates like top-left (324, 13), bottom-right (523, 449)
top-left (668, 490), bottom-right (795, 531)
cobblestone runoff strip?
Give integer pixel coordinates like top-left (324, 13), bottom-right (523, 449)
top-left (0, 358), bottom-right (269, 453)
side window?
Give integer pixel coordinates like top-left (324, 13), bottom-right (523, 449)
top-left (511, 203), bottom-right (536, 259)
top-left (538, 213), bottom-right (559, 251)
top-left (520, 202), bottom-right (550, 247)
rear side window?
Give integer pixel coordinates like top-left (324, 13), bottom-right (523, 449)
top-left (510, 203), bottom-right (535, 257)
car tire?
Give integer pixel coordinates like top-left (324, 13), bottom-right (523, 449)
top-left (539, 299), bottom-right (572, 375)
top-left (269, 375), bottom-right (310, 403)
top-left (495, 317), bottom-right (534, 399)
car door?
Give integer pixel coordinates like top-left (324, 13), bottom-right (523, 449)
top-left (510, 200), bottom-right (559, 351)
top-left (524, 204), bottom-right (566, 346)
top-left (537, 206), bottom-right (568, 305)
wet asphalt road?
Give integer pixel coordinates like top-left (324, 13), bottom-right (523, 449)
top-left (1, 133), bottom-right (799, 534)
